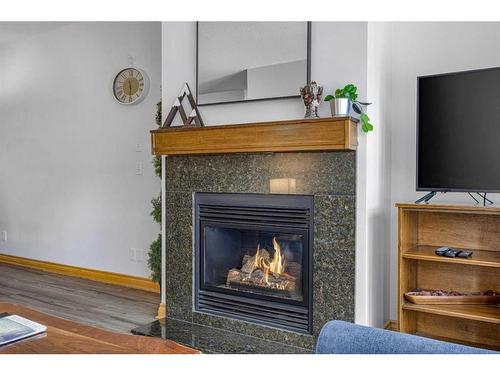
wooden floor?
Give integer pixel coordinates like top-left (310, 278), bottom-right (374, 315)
top-left (0, 263), bottom-right (160, 333)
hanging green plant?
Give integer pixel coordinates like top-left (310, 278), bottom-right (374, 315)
top-left (153, 155), bottom-right (161, 178)
top-left (150, 195), bottom-right (161, 224)
top-left (148, 234), bottom-right (162, 284)
top-left (147, 99), bottom-right (162, 286)
top-left (155, 100), bottom-right (162, 126)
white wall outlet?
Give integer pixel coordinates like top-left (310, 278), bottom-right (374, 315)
top-left (1, 231), bottom-right (7, 241)
top-left (135, 249), bottom-right (146, 262)
top-left (135, 162), bottom-right (143, 175)
top-left (130, 248), bottom-right (147, 262)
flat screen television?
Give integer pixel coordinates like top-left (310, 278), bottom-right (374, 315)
top-left (417, 66), bottom-right (500, 193)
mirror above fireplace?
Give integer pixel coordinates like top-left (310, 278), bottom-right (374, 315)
top-left (196, 22), bottom-right (311, 105)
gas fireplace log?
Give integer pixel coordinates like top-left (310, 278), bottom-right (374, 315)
top-left (226, 269), bottom-right (242, 284)
top-left (240, 255), bottom-right (256, 274)
top-left (240, 248), bottom-right (270, 274)
top-left (226, 268), bottom-right (297, 292)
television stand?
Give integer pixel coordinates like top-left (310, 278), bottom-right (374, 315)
top-left (416, 191), bottom-right (495, 206)
top-left (468, 192), bottom-right (494, 206)
top-left (396, 203), bottom-right (500, 350)
top-left (415, 191), bottom-right (437, 204)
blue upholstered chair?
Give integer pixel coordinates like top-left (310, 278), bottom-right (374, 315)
top-left (316, 320), bottom-right (496, 354)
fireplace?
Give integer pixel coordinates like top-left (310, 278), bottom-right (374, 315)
top-left (194, 193), bottom-right (313, 334)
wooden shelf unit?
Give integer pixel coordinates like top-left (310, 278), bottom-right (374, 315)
top-left (150, 117), bottom-right (358, 156)
top-left (397, 203), bottom-right (500, 350)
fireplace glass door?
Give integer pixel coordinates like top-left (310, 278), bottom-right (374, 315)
top-left (194, 193), bottom-right (313, 334)
top-left (201, 223), bottom-right (306, 303)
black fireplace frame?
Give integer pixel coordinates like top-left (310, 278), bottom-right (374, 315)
top-left (193, 192), bottom-right (314, 334)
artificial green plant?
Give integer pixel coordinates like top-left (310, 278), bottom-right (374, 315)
top-left (324, 84), bottom-right (374, 133)
top-left (147, 100), bottom-right (162, 284)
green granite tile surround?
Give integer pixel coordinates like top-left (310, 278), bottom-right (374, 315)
top-left (164, 151), bottom-right (356, 350)
top-left (132, 319), bottom-right (313, 354)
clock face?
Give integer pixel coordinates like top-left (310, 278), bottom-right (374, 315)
top-left (113, 68), bottom-right (148, 104)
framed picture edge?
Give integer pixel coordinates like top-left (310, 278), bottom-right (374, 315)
top-left (195, 21), bottom-right (312, 107)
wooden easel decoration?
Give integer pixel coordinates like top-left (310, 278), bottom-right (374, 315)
top-left (162, 83), bottom-right (204, 128)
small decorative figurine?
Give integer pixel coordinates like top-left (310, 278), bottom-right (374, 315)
top-left (300, 81), bottom-right (323, 119)
top-left (162, 83), bottom-right (204, 128)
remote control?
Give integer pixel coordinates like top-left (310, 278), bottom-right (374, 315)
top-left (456, 250), bottom-right (473, 258)
top-left (435, 247), bottom-right (449, 256)
top-left (443, 249), bottom-right (461, 258)
top-left (435, 247), bottom-right (473, 258)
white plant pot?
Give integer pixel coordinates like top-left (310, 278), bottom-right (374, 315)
top-left (329, 98), bottom-right (351, 117)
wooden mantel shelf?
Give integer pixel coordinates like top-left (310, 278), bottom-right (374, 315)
top-left (151, 117), bottom-right (358, 156)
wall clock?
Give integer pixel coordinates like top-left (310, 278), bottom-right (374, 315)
top-left (112, 67), bottom-right (149, 105)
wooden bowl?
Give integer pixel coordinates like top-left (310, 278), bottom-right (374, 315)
top-left (404, 293), bottom-right (500, 305)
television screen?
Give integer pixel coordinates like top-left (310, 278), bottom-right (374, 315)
top-left (417, 67), bottom-right (500, 192)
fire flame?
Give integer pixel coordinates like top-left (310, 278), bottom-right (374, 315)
top-left (254, 244), bottom-right (260, 268)
top-left (270, 237), bottom-right (285, 275)
top-left (254, 237), bottom-right (286, 285)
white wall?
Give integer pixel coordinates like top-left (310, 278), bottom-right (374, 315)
top-left (162, 22), bottom-right (386, 325)
top-left (0, 22), bottom-right (161, 277)
top-left (388, 22), bottom-right (500, 319)
top-left (365, 22), bottom-right (392, 327)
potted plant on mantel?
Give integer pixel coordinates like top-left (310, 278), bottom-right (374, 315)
top-left (324, 84), bottom-right (374, 133)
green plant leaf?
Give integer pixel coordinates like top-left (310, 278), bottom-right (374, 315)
top-left (357, 101), bottom-right (372, 106)
top-left (148, 234), bottom-right (162, 284)
top-left (153, 156), bottom-right (162, 178)
top-left (150, 194), bottom-right (162, 224)
top-left (367, 123), bottom-right (374, 131)
top-left (352, 102), bottom-right (363, 114)
top-left (361, 123), bottom-right (369, 133)
top-left (360, 113), bottom-right (370, 123)
top-left (324, 94), bottom-right (334, 101)
top-left (335, 88), bottom-right (345, 98)
top-left (345, 84), bottom-right (356, 93)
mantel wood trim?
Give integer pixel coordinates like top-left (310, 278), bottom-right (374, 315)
top-left (151, 117), bottom-right (358, 156)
